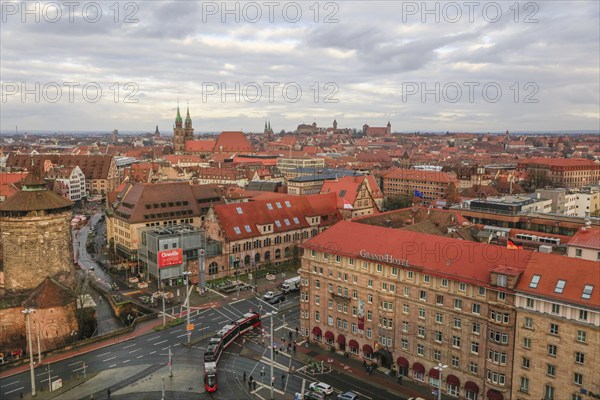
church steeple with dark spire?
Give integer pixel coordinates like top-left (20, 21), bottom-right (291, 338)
top-left (175, 101), bottom-right (183, 128)
top-left (185, 102), bottom-right (192, 128)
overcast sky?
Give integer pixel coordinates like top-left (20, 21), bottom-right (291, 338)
top-left (1, 1), bottom-right (599, 134)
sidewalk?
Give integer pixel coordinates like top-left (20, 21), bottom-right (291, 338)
top-left (292, 341), bottom-right (452, 400)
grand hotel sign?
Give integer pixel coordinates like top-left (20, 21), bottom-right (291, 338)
top-left (359, 250), bottom-right (409, 267)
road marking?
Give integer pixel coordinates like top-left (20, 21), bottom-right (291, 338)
top-left (97, 351), bottom-right (111, 357)
top-left (154, 340), bottom-right (168, 346)
top-left (40, 375), bottom-right (59, 383)
top-left (147, 335), bottom-right (161, 342)
top-left (129, 348), bottom-right (141, 354)
top-left (209, 288), bottom-right (227, 298)
top-left (122, 359), bottom-right (130, 364)
top-left (177, 333), bottom-right (187, 338)
top-left (4, 386), bottom-right (24, 395)
top-left (0, 381), bottom-right (20, 388)
top-left (169, 330), bottom-right (180, 334)
top-left (136, 355), bottom-right (144, 359)
top-left (162, 347), bottom-right (169, 351)
top-left (108, 364), bottom-right (117, 368)
top-left (260, 356), bottom-right (290, 371)
top-left (230, 298), bottom-right (246, 305)
top-left (174, 343), bottom-right (181, 347)
top-left (122, 343), bottom-right (136, 349)
top-left (68, 361), bottom-right (82, 366)
top-left (36, 370), bottom-right (52, 377)
top-left (102, 356), bottom-right (117, 362)
top-left (149, 351), bottom-right (156, 355)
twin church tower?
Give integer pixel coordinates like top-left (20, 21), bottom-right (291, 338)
top-left (173, 102), bottom-right (194, 153)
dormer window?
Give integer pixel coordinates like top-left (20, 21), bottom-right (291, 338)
top-left (529, 275), bottom-right (540, 288)
top-left (497, 274), bottom-right (507, 287)
top-left (582, 285), bottom-right (594, 300)
top-left (554, 280), bottom-right (566, 294)
top-left (236, 207), bottom-right (243, 214)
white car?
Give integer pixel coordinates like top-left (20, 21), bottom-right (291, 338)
top-left (309, 382), bottom-right (334, 395)
top-left (263, 291), bottom-right (275, 300)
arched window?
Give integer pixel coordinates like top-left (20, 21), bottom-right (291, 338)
top-left (254, 253), bottom-right (261, 263)
top-left (209, 262), bottom-right (218, 275)
top-left (244, 255), bottom-right (251, 265)
top-left (284, 247), bottom-right (291, 257)
top-left (265, 251), bottom-right (271, 261)
top-left (275, 249), bottom-right (281, 259)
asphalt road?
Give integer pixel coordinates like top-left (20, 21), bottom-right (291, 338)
top-left (0, 293), bottom-right (298, 399)
top-left (1, 286), bottom-right (405, 399)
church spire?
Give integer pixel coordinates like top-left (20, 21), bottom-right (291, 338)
top-left (185, 101), bottom-right (191, 123)
top-left (175, 100), bottom-right (182, 126)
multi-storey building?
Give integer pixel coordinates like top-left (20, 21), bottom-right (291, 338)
top-left (6, 154), bottom-right (119, 196)
top-left (512, 255), bottom-right (599, 400)
top-left (467, 196), bottom-right (552, 215)
top-left (201, 193), bottom-right (341, 280)
top-left (46, 165), bottom-right (87, 202)
top-left (517, 158), bottom-right (600, 188)
top-left (320, 175), bottom-right (383, 219)
top-left (534, 188), bottom-right (578, 215)
top-left (299, 220), bottom-right (599, 400)
top-left (277, 157), bottom-right (325, 177)
top-left (382, 168), bottom-right (456, 203)
top-left (566, 226), bottom-right (600, 261)
top-left (106, 182), bottom-right (223, 263)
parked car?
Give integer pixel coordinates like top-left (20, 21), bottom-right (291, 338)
top-left (268, 293), bottom-right (286, 304)
top-left (337, 391), bottom-right (359, 400)
top-left (304, 390), bottom-right (326, 400)
top-left (309, 382), bottom-right (334, 395)
top-left (263, 291), bottom-right (276, 300)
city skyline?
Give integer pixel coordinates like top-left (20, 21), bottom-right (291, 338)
top-left (1, 1), bottom-right (599, 133)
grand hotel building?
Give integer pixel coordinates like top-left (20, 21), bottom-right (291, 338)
top-left (299, 221), bottom-right (599, 400)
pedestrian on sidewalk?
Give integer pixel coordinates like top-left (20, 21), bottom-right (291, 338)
top-left (281, 373), bottom-right (285, 385)
top-left (243, 371), bottom-right (246, 382)
top-left (363, 360), bottom-right (366, 369)
top-left (248, 379), bottom-right (252, 390)
top-left (293, 344), bottom-right (296, 353)
top-left (253, 380), bottom-right (257, 390)
top-left (397, 374), bottom-right (403, 385)
top-left (107, 388), bottom-right (111, 399)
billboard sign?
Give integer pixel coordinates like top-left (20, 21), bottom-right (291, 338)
top-left (158, 248), bottom-right (183, 268)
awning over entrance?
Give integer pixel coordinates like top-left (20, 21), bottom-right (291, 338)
top-left (413, 362), bottom-right (425, 373)
top-left (348, 340), bottom-right (359, 349)
top-left (465, 381), bottom-right (479, 393)
top-left (446, 374), bottom-right (460, 386)
top-left (337, 334), bottom-right (346, 345)
top-left (428, 368), bottom-right (440, 379)
top-left (312, 326), bottom-right (322, 336)
top-left (362, 344), bottom-right (373, 355)
top-left (396, 357), bottom-right (409, 368)
top-left (324, 331), bottom-right (334, 340)
top-left (487, 389), bottom-right (504, 400)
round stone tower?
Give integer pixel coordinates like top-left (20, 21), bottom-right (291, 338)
top-left (0, 168), bottom-right (74, 293)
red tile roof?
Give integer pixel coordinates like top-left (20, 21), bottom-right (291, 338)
top-left (567, 227), bottom-right (600, 250)
top-left (214, 131), bottom-right (253, 153)
top-left (302, 221), bottom-right (600, 308)
top-left (185, 140), bottom-right (216, 152)
top-left (383, 168), bottom-right (456, 183)
top-left (213, 193), bottom-right (340, 241)
top-left (516, 252), bottom-right (600, 308)
top-left (519, 158), bottom-right (600, 168)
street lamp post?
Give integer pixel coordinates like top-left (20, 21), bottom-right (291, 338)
top-left (269, 311), bottom-right (277, 400)
top-left (22, 308), bottom-right (36, 396)
top-left (182, 271), bottom-right (192, 344)
top-left (434, 363), bottom-right (448, 400)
